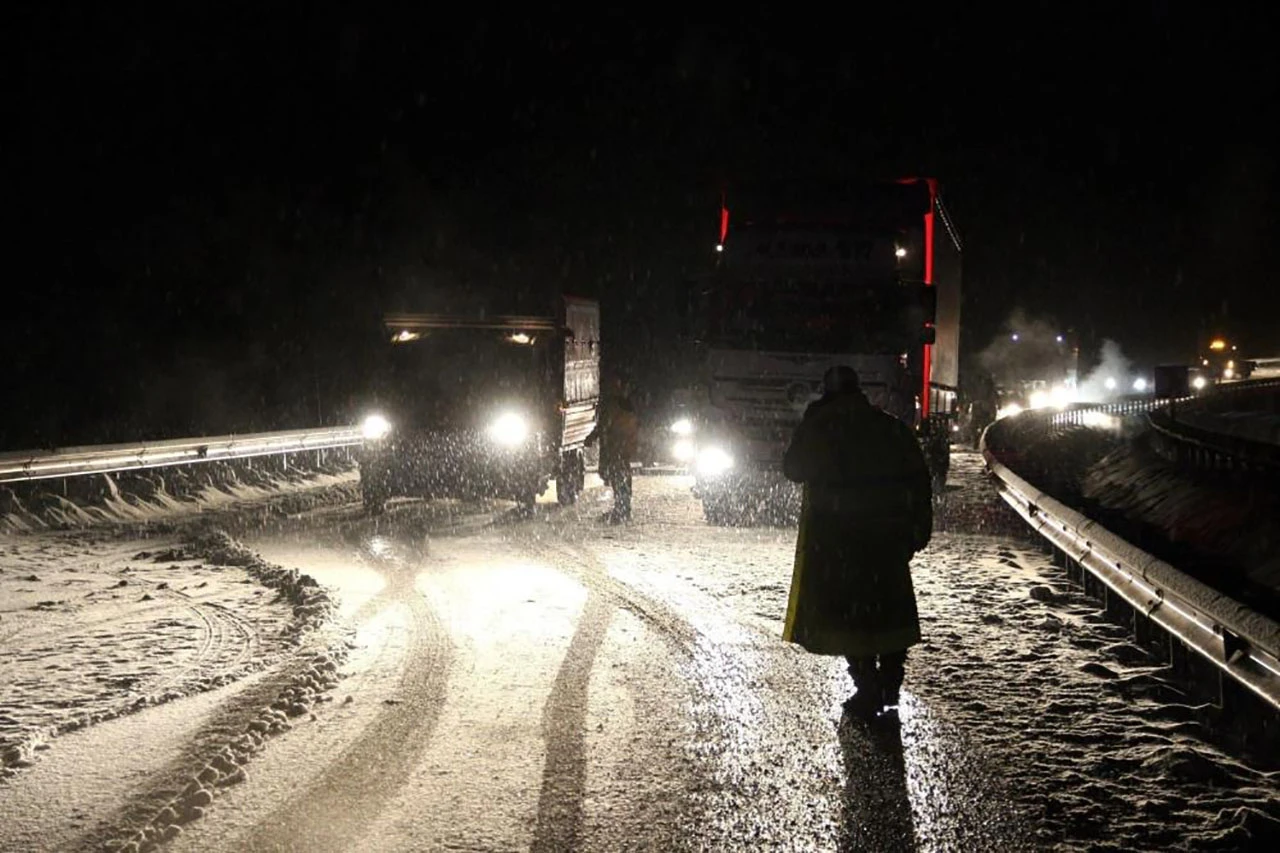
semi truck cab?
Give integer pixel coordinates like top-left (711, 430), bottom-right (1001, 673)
top-left (681, 179), bottom-right (962, 524)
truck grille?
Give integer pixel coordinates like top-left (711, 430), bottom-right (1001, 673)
top-left (711, 376), bottom-right (812, 463)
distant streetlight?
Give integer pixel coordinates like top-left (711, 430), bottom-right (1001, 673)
top-left (1056, 335), bottom-right (1064, 343)
top-left (894, 246), bottom-right (907, 259)
top-left (715, 244), bottom-right (724, 253)
top-left (1011, 333), bottom-right (1020, 342)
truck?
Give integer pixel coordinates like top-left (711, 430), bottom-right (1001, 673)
top-left (356, 295), bottom-right (600, 514)
top-left (1197, 333), bottom-right (1254, 383)
top-left (680, 178), bottom-right (962, 525)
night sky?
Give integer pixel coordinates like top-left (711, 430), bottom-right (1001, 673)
top-left (8, 5), bottom-right (1277, 448)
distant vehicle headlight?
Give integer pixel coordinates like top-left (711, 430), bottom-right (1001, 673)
top-left (670, 417), bottom-right (694, 436)
top-left (1132, 377), bottom-right (1148, 392)
top-left (672, 438), bottom-right (695, 462)
top-left (996, 403), bottom-right (1023, 420)
top-left (487, 412), bottom-right (529, 447)
top-left (1223, 367), bottom-right (1235, 380)
top-left (1028, 390), bottom-right (1050, 410)
top-left (362, 414), bottom-right (392, 441)
top-left (696, 445), bottom-right (734, 477)
top-left (1192, 376), bottom-right (1208, 391)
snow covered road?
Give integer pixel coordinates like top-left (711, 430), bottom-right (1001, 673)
top-left (2, 451), bottom-right (1277, 851)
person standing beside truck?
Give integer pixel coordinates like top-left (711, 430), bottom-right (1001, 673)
top-left (781, 365), bottom-right (933, 721)
top-left (585, 376), bottom-right (639, 522)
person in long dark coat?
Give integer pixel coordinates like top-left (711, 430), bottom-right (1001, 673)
top-left (782, 365), bottom-right (933, 720)
top-left (585, 376), bottom-right (639, 522)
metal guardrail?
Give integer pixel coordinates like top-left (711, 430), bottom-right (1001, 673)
top-left (0, 427), bottom-right (363, 484)
top-left (1049, 396), bottom-right (1174, 426)
top-left (1147, 378), bottom-right (1280, 474)
top-left (981, 425), bottom-right (1280, 711)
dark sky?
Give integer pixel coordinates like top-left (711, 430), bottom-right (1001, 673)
top-left (8, 4), bottom-right (1277, 446)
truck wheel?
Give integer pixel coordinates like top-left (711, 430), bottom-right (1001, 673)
top-left (703, 499), bottom-right (735, 526)
top-left (362, 484), bottom-right (387, 516)
top-left (517, 479), bottom-right (544, 515)
top-left (557, 450), bottom-right (583, 506)
top-left (929, 448), bottom-right (950, 494)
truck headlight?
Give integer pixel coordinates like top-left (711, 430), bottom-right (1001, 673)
top-left (670, 417), bottom-right (694, 436)
top-left (487, 412), bottom-right (529, 447)
top-left (362, 413), bottom-right (392, 441)
top-left (672, 438), bottom-right (695, 462)
top-left (696, 445), bottom-right (734, 477)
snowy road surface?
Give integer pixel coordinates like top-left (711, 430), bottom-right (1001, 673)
top-left (2, 451), bottom-right (1277, 851)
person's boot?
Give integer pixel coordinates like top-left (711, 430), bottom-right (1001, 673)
top-left (842, 684), bottom-right (882, 721)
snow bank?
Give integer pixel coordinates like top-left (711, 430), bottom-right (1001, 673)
top-left (97, 531), bottom-right (355, 853)
top-left (1083, 436), bottom-right (1280, 612)
top-left (0, 520), bottom-right (355, 851)
top-left (0, 520), bottom-right (347, 766)
top-left (0, 455), bottom-right (358, 533)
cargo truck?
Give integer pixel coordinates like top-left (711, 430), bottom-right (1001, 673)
top-left (357, 295), bottom-right (600, 514)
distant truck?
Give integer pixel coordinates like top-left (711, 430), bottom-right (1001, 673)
top-left (357, 295), bottom-right (600, 514)
top-left (679, 178), bottom-right (962, 524)
top-left (1198, 334), bottom-right (1254, 383)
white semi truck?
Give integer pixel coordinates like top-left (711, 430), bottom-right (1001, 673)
top-left (680, 178), bottom-right (962, 524)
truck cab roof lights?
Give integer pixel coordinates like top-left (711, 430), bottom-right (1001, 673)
top-left (384, 314), bottom-right (559, 332)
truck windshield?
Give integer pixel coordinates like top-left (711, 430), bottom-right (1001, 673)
top-left (381, 330), bottom-right (551, 403)
top-left (704, 277), bottom-right (916, 354)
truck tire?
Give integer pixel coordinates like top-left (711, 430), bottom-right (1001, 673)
top-left (362, 482), bottom-right (387, 516)
top-left (557, 450), bottom-right (583, 506)
top-left (517, 478), bottom-right (546, 515)
top-left (703, 498), bottom-right (736, 526)
top-left (928, 442), bottom-right (950, 494)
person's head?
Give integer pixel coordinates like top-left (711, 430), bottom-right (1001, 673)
top-left (822, 365), bottom-right (861, 398)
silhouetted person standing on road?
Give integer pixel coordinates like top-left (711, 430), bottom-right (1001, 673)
top-left (782, 365), bottom-right (933, 721)
top-left (585, 376), bottom-right (639, 523)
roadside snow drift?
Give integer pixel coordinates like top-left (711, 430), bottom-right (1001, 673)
top-left (0, 528), bottom-right (340, 781)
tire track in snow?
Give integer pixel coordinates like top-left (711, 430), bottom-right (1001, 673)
top-left (236, 534), bottom-right (452, 852)
top-left (529, 562), bottom-right (613, 853)
top-left (519, 535), bottom-right (726, 850)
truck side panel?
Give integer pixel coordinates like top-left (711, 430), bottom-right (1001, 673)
top-left (561, 296), bottom-right (601, 448)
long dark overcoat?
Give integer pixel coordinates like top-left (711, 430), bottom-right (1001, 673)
top-left (781, 392), bottom-right (933, 656)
